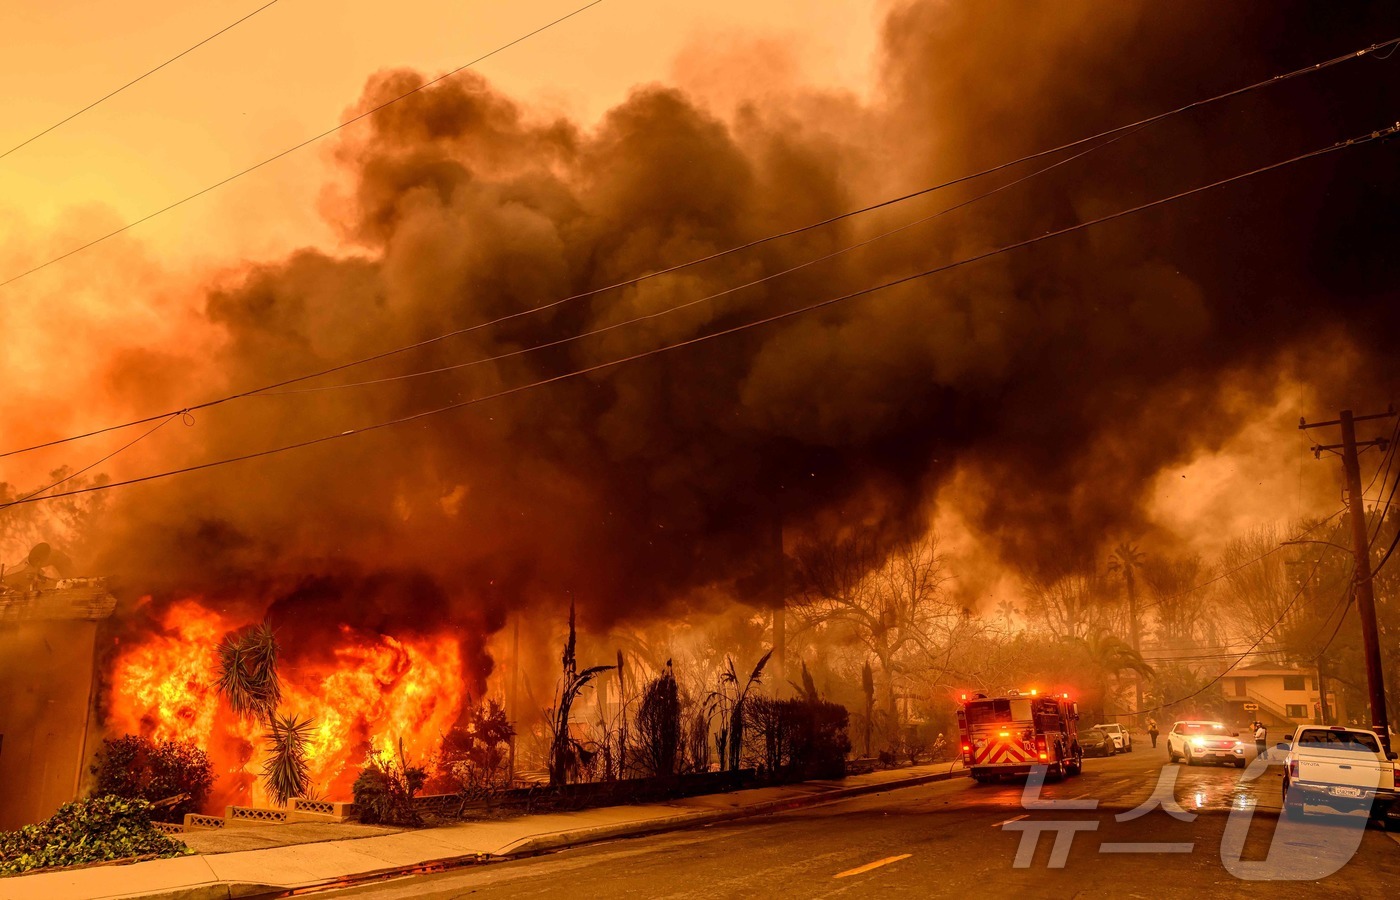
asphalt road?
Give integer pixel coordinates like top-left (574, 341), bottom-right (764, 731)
top-left (314, 744), bottom-right (1400, 899)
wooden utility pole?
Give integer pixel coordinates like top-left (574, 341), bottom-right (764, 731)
top-left (1301, 407), bottom-right (1394, 754)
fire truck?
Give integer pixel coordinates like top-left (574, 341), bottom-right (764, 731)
top-left (957, 689), bottom-right (1082, 782)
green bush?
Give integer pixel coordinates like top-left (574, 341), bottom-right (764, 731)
top-left (92, 735), bottom-right (215, 823)
top-left (0, 796), bottom-right (189, 876)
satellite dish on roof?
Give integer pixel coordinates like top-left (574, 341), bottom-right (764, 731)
top-left (27, 543), bottom-right (51, 569)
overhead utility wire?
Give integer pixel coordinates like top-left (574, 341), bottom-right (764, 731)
top-left (1119, 557), bottom-right (1325, 717)
top-left (3, 36), bottom-right (1394, 459)
top-left (1365, 416), bottom-right (1400, 546)
top-left (262, 130), bottom-right (1139, 396)
top-left (3, 121), bottom-right (1395, 511)
top-left (1137, 508), bottom-right (1345, 612)
top-left (1, 414), bottom-right (181, 508)
top-left (0, 0), bottom-right (284, 161)
top-left (0, 0), bottom-right (606, 290)
top-left (1, 128), bottom-right (1132, 497)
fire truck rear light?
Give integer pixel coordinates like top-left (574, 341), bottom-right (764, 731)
top-left (1039, 753), bottom-right (1048, 761)
top-left (1030, 689), bottom-right (1038, 696)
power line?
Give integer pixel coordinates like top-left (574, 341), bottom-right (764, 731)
top-left (1372, 519), bottom-right (1400, 577)
top-left (2, 121), bottom-right (1393, 511)
top-left (1, 0), bottom-right (284, 162)
top-left (1120, 557), bottom-right (1324, 717)
top-left (3, 35), bottom-right (1395, 460)
top-left (1366, 416), bottom-right (1400, 546)
top-left (0, 0), bottom-right (606, 290)
top-left (1138, 508), bottom-right (1345, 612)
top-left (13, 112), bottom-right (1125, 501)
top-left (260, 129), bottom-right (1138, 397)
top-left (0, 136), bottom-right (1127, 502)
top-left (1, 414), bottom-right (182, 509)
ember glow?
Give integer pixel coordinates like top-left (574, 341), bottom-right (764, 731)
top-left (107, 600), bottom-right (466, 806)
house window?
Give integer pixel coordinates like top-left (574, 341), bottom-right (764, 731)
top-left (1285, 704), bottom-right (1308, 718)
top-left (1282, 675), bottom-right (1305, 691)
top-left (1233, 677), bottom-right (1248, 697)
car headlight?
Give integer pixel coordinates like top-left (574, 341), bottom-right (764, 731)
top-left (1191, 737), bottom-right (1206, 747)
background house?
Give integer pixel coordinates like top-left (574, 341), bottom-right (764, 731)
top-left (1220, 662), bottom-right (1343, 732)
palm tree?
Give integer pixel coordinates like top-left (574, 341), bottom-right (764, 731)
top-left (1079, 629), bottom-right (1154, 722)
top-left (1108, 543), bottom-right (1147, 714)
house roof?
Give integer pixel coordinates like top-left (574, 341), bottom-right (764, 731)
top-left (1231, 663), bottom-right (1309, 676)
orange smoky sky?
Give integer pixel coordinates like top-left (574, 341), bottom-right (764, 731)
top-left (0, 0), bottom-right (877, 261)
top-left (0, 0), bottom-right (1395, 627)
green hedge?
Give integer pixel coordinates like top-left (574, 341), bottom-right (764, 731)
top-left (0, 796), bottom-right (189, 876)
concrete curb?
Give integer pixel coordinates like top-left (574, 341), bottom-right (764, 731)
top-left (24, 767), bottom-right (965, 900)
top-left (254, 767), bottom-right (966, 898)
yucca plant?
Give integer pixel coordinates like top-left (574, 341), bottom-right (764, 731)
top-left (262, 712), bottom-right (315, 806)
top-left (216, 622), bottom-right (281, 722)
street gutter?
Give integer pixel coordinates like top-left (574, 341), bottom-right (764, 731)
top-left (241, 766), bottom-right (966, 900)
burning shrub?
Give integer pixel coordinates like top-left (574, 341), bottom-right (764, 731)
top-left (352, 742), bottom-right (427, 827)
top-left (633, 663), bottom-right (681, 778)
top-left (90, 735), bottom-right (215, 823)
top-left (434, 699), bottom-right (515, 813)
top-left (744, 697), bottom-right (851, 782)
top-left (0, 796), bottom-right (189, 875)
top-left (547, 600), bottom-right (613, 787)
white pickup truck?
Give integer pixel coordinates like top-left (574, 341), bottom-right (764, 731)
top-left (1280, 725), bottom-right (1398, 828)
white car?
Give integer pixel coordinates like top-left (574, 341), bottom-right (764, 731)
top-left (1281, 725), bottom-right (1398, 827)
top-left (1093, 724), bottom-right (1132, 753)
top-left (1166, 720), bottom-right (1246, 767)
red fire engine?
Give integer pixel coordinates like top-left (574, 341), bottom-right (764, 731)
top-left (957, 689), bottom-right (1082, 782)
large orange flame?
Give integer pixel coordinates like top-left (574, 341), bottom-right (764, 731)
top-left (106, 599), bottom-right (466, 808)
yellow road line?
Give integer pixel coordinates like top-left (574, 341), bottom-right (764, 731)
top-left (834, 853), bottom-right (912, 879)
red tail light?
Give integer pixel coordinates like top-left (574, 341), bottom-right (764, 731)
top-left (1289, 758), bottom-right (1298, 779)
top-left (1036, 735), bottom-right (1048, 760)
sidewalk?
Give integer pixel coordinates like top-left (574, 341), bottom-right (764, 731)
top-left (1, 763), bottom-right (964, 900)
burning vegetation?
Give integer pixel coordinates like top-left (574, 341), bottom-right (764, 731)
top-left (0, 0), bottom-right (1397, 827)
top-left (104, 600), bottom-right (466, 806)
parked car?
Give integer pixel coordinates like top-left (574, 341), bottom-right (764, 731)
top-left (1166, 720), bottom-right (1246, 767)
top-left (1281, 725), bottom-right (1399, 827)
top-left (1078, 728), bottom-right (1116, 758)
top-left (1093, 724), bottom-right (1132, 753)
